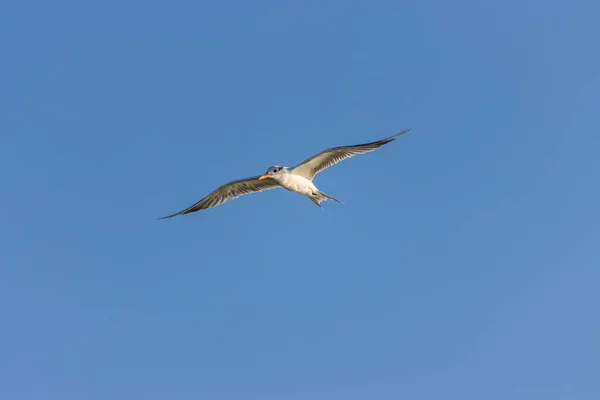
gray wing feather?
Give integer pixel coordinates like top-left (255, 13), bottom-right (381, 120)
top-left (159, 175), bottom-right (281, 219)
top-left (291, 129), bottom-right (410, 180)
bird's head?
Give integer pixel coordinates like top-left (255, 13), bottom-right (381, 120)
top-left (259, 165), bottom-right (285, 180)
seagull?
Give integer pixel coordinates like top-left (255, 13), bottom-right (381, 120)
top-left (159, 129), bottom-right (410, 219)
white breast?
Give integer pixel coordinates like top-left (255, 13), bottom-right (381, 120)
top-left (277, 173), bottom-right (318, 196)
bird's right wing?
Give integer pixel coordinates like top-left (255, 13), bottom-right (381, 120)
top-left (159, 175), bottom-right (282, 219)
top-left (291, 129), bottom-right (410, 180)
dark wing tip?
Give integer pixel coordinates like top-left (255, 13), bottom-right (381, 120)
top-left (389, 128), bottom-right (411, 140)
top-left (157, 212), bottom-right (180, 220)
top-left (157, 205), bottom-right (198, 220)
top-left (365, 128), bottom-right (412, 147)
top-left (157, 204), bottom-right (203, 219)
top-left (367, 128), bottom-right (412, 147)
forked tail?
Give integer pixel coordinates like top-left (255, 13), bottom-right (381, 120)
top-left (319, 190), bottom-right (343, 204)
top-left (309, 190), bottom-right (343, 207)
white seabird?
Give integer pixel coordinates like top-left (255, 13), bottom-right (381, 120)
top-left (159, 129), bottom-right (410, 218)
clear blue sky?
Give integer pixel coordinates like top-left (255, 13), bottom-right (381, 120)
top-left (1, 1), bottom-right (599, 399)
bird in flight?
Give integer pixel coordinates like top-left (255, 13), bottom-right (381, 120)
top-left (159, 129), bottom-right (410, 219)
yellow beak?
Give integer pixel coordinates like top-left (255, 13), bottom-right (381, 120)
top-left (258, 173), bottom-right (271, 180)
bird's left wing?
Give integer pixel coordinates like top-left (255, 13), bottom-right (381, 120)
top-left (291, 129), bottom-right (410, 181)
top-left (159, 175), bottom-right (282, 219)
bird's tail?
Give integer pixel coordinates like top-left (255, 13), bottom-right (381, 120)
top-left (309, 190), bottom-right (343, 207)
top-left (319, 191), bottom-right (343, 204)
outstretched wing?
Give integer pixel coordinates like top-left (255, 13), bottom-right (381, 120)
top-left (290, 129), bottom-right (410, 180)
top-left (159, 175), bottom-right (281, 219)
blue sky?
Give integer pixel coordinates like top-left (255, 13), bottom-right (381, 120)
top-left (1, 1), bottom-right (599, 399)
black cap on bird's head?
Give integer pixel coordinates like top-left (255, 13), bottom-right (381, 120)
top-left (259, 166), bottom-right (284, 180)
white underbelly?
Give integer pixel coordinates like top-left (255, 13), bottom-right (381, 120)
top-left (279, 173), bottom-right (318, 195)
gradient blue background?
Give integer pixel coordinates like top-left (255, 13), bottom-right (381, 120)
top-left (1, 1), bottom-right (599, 399)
